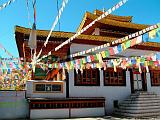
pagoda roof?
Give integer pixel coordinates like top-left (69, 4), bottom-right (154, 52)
top-left (93, 9), bottom-right (133, 22)
top-left (77, 10), bottom-right (149, 33)
top-left (15, 26), bottom-right (160, 59)
top-left (15, 25), bottom-right (116, 43)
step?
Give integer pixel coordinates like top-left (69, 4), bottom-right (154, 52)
top-left (113, 92), bottom-right (160, 118)
top-left (125, 97), bottom-right (160, 101)
top-left (122, 99), bottom-right (160, 104)
top-left (120, 102), bottom-right (160, 107)
top-left (131, 92), bottom-right (156, 96)
top-left (115, 108), bottom-right (160, 114)
top-left (114, 111), bottom-right (160, 118)
top-left (130, 94), bottom-right (159, 98)
top-left (119, 105), bottom-right (160, 110)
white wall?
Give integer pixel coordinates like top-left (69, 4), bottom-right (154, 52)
top-left (146, 73), bottom-right (160, 95)
top-left (0, 91), bottom-right (28, 119)
top-left (70, 44), bottom-right (96, 54)
top-left (70, 43), bottom-right (108, 55)
top-left (26, 80), bottom-right (66, 98)
top-left (30, 108), bottom-right (104, 119)
top-left (30, 109), bottom-right (69, 119)
top-left (70, 108), bottom-right (104, 118)
top-left (69, 70), bottom-right (131, 114)
top-left (70, 43), bottom-right (131, 114)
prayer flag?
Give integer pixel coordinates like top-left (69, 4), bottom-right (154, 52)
top-left (156, 27), bottom-right (160, 37)
top-left (98, 53), bottom-right (103, 63)
top-left (142, 33), bottom-right (149, 42)
top-left (125, 40), bottom-right (131, 48)
top-left (105, 50), bottom-right (110, 57)
top-left (82, 58), bottom-right (86, 64)
top-left (87, 56), bottom-right (91, 62)
top-left (28, 23), bottom-right (37, 49)
top-left (113, 46), bottom-right (119, 54)
top-left (101, 51), bottom-right (106, 58)
top-left (122, 43), bottom-right (126, 50)
top-left (148, 30), bottom-right (156, 39)
top-left (136, 35), bottom-right (142, 44)
top-left (109, 48), bottom-right (114, 55)
top-left (117, 44), bottom-right (122, 53)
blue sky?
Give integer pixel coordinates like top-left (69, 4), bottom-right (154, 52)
top-left (0, 0), bottom-right (160, 58)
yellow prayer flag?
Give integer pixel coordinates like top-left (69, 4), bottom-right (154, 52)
top-left (149, 30), bottom-right (156, 39)
top-left (136, 58), bottom-right (141, 64)
top-left (122, 43), bottom-right (126, 50)
top-left (101, 51), bottom-right (106, 58)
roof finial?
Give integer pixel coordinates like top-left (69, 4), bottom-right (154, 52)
top-left (102, 7), bottom-right (106, 13)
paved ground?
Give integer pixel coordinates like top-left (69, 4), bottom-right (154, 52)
top-left (19, 116), bottom-right (159, 120)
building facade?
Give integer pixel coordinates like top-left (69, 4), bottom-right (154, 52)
top-left (13, 9), bottom-right (160, 119)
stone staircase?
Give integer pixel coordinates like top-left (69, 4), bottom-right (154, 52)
top-left (114, 92), bottom-right (160, 118)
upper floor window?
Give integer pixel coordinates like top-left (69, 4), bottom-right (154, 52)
top-left (74, 68), bottom-right (100, 86)
top-left (103, 68), bottom-right (126, 86)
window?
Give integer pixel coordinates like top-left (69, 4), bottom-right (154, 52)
top-left (52, 84), bottom-right (62, 91)
top-left (104, 68), bottom-right (126, 86)
top-left (74, 68), bottom-right (100, 86)
top-left (150, 70), bottom-right (160, 86)
top-left (35, 84), bottom-right (45, 91)
top-left (34, 82), bottom-right (63, 93)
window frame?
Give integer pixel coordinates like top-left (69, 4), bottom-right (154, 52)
top-left (150, 69), bottom-right (160, 86)
top-left (74, 68), bottom-right (100, 86)
top-left (33, 82), bottom-right (63, 93)
top-left (103, 67), bottom-right (126, 86)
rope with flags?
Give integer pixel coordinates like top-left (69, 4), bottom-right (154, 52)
top-left (36, 0), bottom-right (128, 62)
top-left (36, 0), bottom-right (69, 60)
top-left (68, 24), bottom-right (159, 58)
top-left (0, 43), bottom-right (15, 58)
top-left (54, 0), bottom-right (128, 51)
top-left (0, 0), bottom-right (15, 11)
top-left (26, 0), bottom-right (31, 27)
top-left (36, 22), bottom-right (160, 72)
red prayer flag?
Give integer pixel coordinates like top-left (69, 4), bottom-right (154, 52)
top-left (130, 38), bottom-right (136, 47)
top-left (109, 48), bottom-right (114, 55)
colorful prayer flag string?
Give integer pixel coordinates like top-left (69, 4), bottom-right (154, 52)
top-left (69, 24), bottom-right (158, 58)
top-left (0, 0), bottom-right (15, 11)
top-left (0, 43), bottom-right (15, 58)
top-left (54, 0), bottom-right (128, 51)
top-left (37, 0), bottom-right (128, 62)
top-left (36, 0), bottom-right (69, 60)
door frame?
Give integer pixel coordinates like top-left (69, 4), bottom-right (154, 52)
top-left (130, 68), bottom-right (147, 93)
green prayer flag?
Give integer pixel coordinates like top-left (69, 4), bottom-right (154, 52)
top-left (70, 61), bottom-right (74, 68)
top-left (54, 63), bottom-right (58, 68)
top-left (157, 23), bottom-right (160, 28)
top-left (140, 57), bottom-right (145, 63)
top-left (105, 50), bottom-right (110, 57)
top-left (149, 61), bottom-right (154, 66)
top-left (94, 54), bottom-right (98, 61)
top-left (156, 27), bottom-right (160, 37)
top-left (125, 40), bottom-right (131, 48)
top-left (82, 58), bottom-right (86, 64)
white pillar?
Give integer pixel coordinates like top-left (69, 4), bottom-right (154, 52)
top-left (146, 72), bottom-right (151, 92)
top-left (126, 70), bottom-right (131, 94)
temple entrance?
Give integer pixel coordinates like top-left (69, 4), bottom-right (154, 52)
top-left (133, 72), bottom-right (143, 91)
top-left (130, 69), bottom-right (147, 93)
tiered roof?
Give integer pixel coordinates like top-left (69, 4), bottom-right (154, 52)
top-left (77, 10), bottom-right (149, 35)
top-left (14, 10), bottom-right (160, 80)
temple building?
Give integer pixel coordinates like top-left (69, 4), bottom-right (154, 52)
top-left (13, 9), bottom-right (160, 119)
